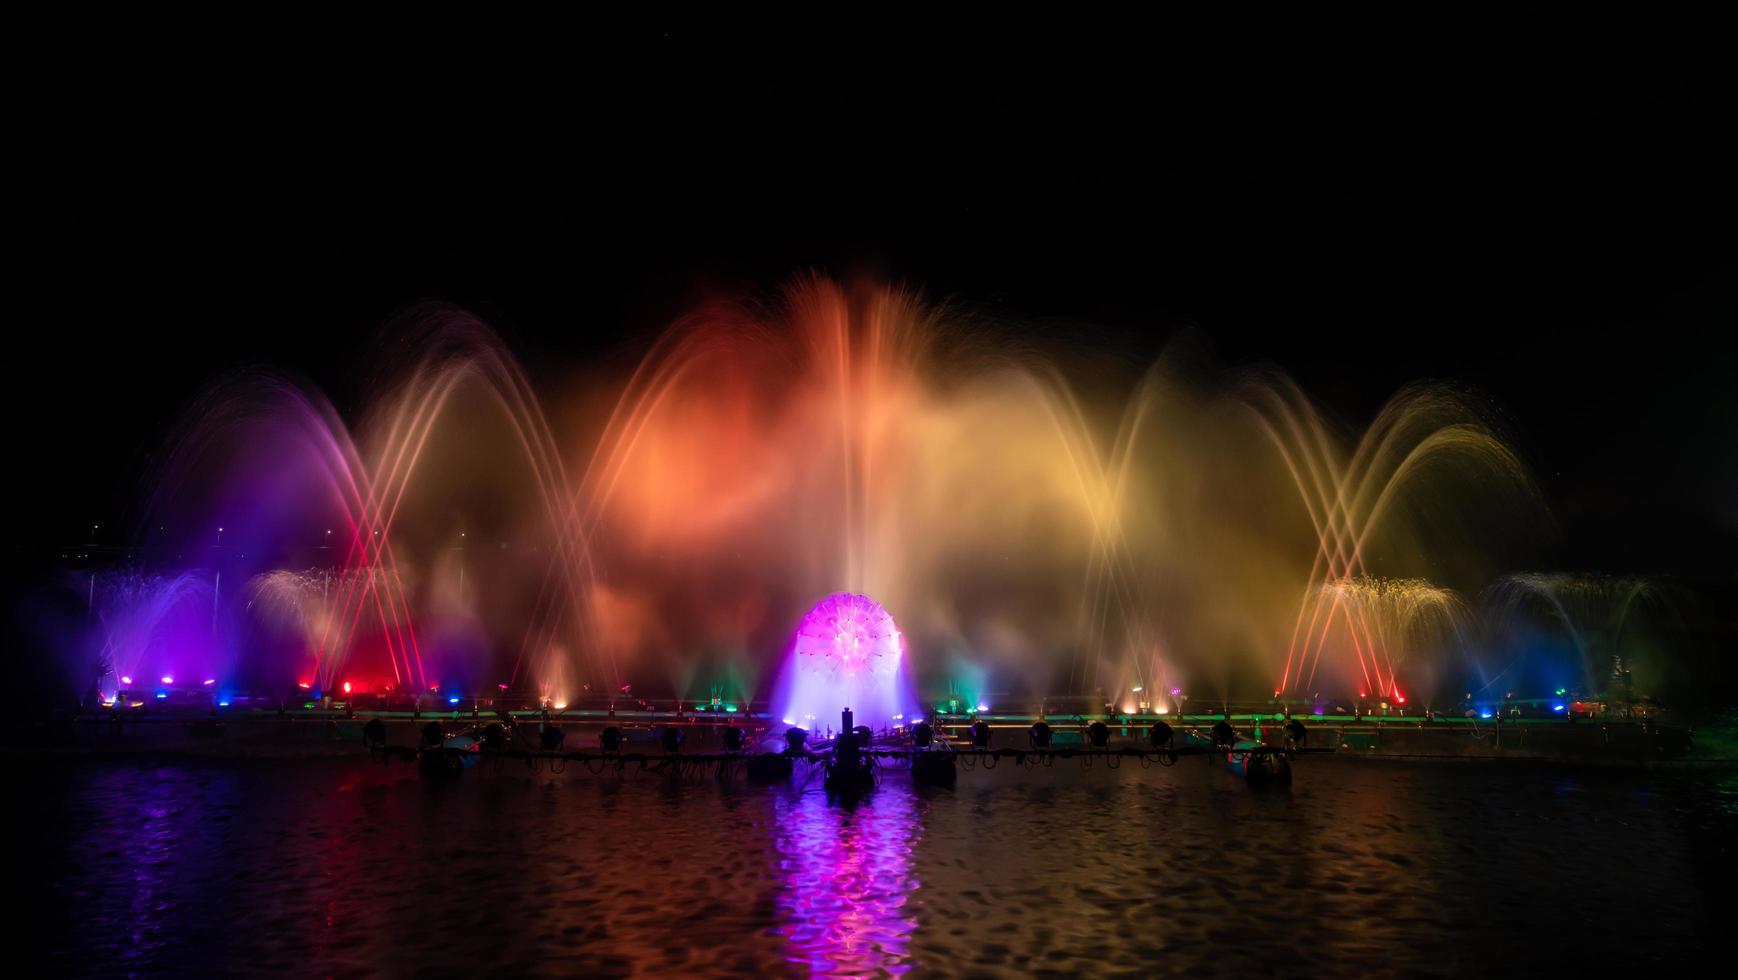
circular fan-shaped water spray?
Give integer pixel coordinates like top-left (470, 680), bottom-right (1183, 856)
top-left (776, 592), bottom-right (911, 731)
top-left (792, 592), bottom-right (903, 682)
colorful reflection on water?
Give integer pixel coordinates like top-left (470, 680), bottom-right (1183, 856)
top-left (773, 786), bottom-right (921, 975)
top-left (22, 756), bottom-right (1736, 976)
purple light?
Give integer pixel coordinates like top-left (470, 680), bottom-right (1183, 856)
top-left (775, 592), bottom-right (912, 731)
top-left (792, 593), bottom-right (902, 683)
top-left (161, 675), bottom-right (174, 685)
top-left (772, 773), bottom-right (918, 971)
top-left (120, 676), bottom-right (133, 686)
top-left (202, 678), bottom-right (216, 686)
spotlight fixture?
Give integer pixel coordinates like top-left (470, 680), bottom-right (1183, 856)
top-left (480, 723), bottom-right (507, 750)
top-left (1284, 719), bottom-right (1307, 747)
top-left (362, 718), bottom-right (387, 746)
top-left (1148, 721), bottom-right (1173, 748)
top-left (1029, 721), bottom-right (1052, 747)
top-left (910, 722), bottom-right (934, 748)
top-left (723, 726), bottom-right (746, 752)
top-left (784, 727), bottom-right (808, 754)
top-left (540, 725), bottom-right (566, 752)
top-left (599, 726), bottom-right (624, 752)
top-left (421, 721), bottom-right (445, 747)
top-left (660, 727), bottom-right (684, 753)
top-left (970, 721), bottom-right (992, 747)
top-left (1087, 721), bottom-right (1110, 748)
top-left (1211, 720), bottom-right (1237, 747)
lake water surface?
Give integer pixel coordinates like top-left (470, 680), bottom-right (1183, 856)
top-left (20, 754), bottom-right (1734, 977)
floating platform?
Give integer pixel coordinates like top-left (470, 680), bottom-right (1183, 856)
top-left (745, 754), bottom-right (795, 782)
top-left (823, 760), bottom-right (876, 796)
top-left (1223, 740), bottom-right (1292, 782)
top-left (16, 707), bottom-right (1712, 769)
top-left (910, 751), bottom-right (957, 786)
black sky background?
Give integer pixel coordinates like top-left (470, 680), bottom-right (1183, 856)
top-left (5, 17), bottom-right (1735, 591)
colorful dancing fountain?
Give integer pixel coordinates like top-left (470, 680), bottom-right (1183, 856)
top-left (48, 277), bottom-right (1664, 721)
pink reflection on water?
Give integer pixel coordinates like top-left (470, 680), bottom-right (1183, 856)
top-left (774, 792), bottom-right (921, 975)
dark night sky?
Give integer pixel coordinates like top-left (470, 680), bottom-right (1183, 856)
top-left (5, 16), bottom-right (1735, 585)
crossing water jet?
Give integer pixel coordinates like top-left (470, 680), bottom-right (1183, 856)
top-left (60, 278), bottom-right (1564, 711)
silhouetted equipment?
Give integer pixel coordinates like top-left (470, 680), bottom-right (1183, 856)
top-left (1148, 721), bottom-right (1173, 748)
top-left (1211, 720), bottom-right (1237, 747)
top-left (723, 726), bottom-right (746, 752)
top-left (970, 721), bottom-right (992, 747)
top-left (599, 726), bottom-right (624, 752)
top-left (539, 725), bottom-right (566, 752)
top-left (421, 721), bottom-right (444, 747)
top-left (826, 708), bottom-right (875, 797)
top-left (910, 722), bottom-right (934, 747)
top-left (480, 723), bottom-right (507, 749)
top-left (747, 753), bottom-right (794, 781)
top-left (1087, 721), bottom-right (1110, 747)
top-left (835, 724), bottom-right (861, 767)
top-left (911, 749), bottom-right (957, 786)
top-left (362, 718), bottom-right (387, 746)
top-left (825, 762), bottom-right (874, 795)
top-left (419, 746), bottom-right (464, 778)
top-left (784, 727), bottom-right (808, 754)
top-left (1284, 719), bottom-right (1308, 747)
top-left (1235, 746), bottom-right (1293, 784)
top-left (1029, 721), bottom-right (1052, 747)
top-left (660, 727), bottom-right (685, 753)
